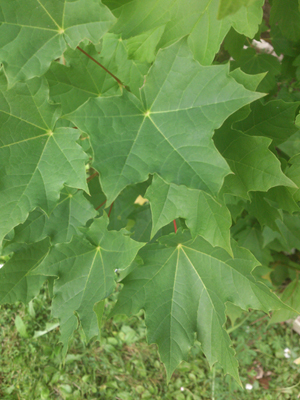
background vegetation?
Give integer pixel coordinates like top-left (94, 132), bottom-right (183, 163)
top-left (1, 284), bottom-right (300, 399)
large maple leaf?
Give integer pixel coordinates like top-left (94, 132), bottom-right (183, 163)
top-left (113, 231), bottom-right (287, 381)
top-left (67, 38), bottom-right (263, 204)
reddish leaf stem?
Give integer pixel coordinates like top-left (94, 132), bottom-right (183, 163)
top-left (108, 202), bottom-right (114, 217)
top-left (95, 200), bottom-right (107, 210)
top-left (77, 46), bottom-right (125, 87)
top-left (173, 219), bottom-right (177, 233)
top-left (87, 171), bottom-right (99, 182)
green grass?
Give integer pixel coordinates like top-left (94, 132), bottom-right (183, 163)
top-left (1, 285), bottom-right (300, 400)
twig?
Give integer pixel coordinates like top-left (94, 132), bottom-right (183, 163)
top-left (173, 219), bottom-right (177, 233)
top-left (77, 46), bottom-right (125, 88)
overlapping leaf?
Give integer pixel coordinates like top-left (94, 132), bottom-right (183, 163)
top-left (67, 38), bottom-right (263, 203)
top-left (0, 238), bottom-right (50, 304)
top-left (234, 99), bottom-right (300, 145)
top-left (270, 0), bottom-right (300, 42)
top-left (104, 0), bottom-right (263, 65)
top-left (113, 231), bottom-right (285, 381)
top-left (218, 0), bottom-right (257, 19)
top-left (245, 192), bottom-right (282, 231)
top-left (0, 73), bottom-right (88, 244)
top-left (145, 174), bottom-right (232, 254)
top-left (33, 215), bottom-right (144, 351)
top-left (231, 48), bottom-right (281, 93)
top-left (46, 34), bottom-right (149, 114)
top-left (6, 188), bottom-right (97, 247)
top-left (0, 0), bottom-right (116, 86)
top-left (214, 121), bottom-right (295, 199)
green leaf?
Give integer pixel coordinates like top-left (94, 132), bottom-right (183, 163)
top-left (8, 188), bottom-right (97, 246)
top-left (276, 214), bottom-right (300, 252)
top-left (232, 222), bottom-right (272, 266)
top-left (125, 25), bottom-right (165, 63)
top-left (279, 131), bottom-right (300, 158)
top-left (106, 0), bottom-right (263, 65)
top-left (229, 0), bottom-right (264, 39)
top-left (0, 74), bottom-right (88, 244)
top-left (46, 43), bottom-right (121, 116)
top-left (128, 205), bottom-right (152, 242)
top-left (94, 300), bottom-right (105, 333)
top-left (245, 192), bottom-right (282, 231)
top-left (85, 175), bottom-right (106, 210)
top-left (103, 0), bottom-right (174, 39)
top-left (108, 179), bottom-right (151, 231)
top-left (214, 125), bottom-right (294, 199)
top-left (270, 0), bottom-right (300, 43)
top-left (0, 238), bottom-right (50, 304)
top-left (46, 34), bottom-right (149, 115)
top-left (161, 0), bottom-right (263, 64)
top-left (270, 279), bottom-right (300, 324)
top-left (15, 315), bottom-right (29, 338)
top-left (234, 100), bottom-right (300, 145)
top-left (231, 48), bottom-right (281, 93)
top-left (33, 214), bottom-right (144, 351)
top-left (0, 0), bottom-right (116, 86)
top-left (145, 174), bottom-right (232, 254)
top-left (218, 0), bottom-right (257, 19)
top-left (264, 186), bottom-right (300, 214)
top-left (113, 232), bottom-right (285, 381)
top-left (67, 38), bottom-right (263, 203)
top-left (225, 302), bottom-right (244, 327)
top-left (224, 28), bottom-right (246, 60)
top-left (286, 154), bottom-right (300, 201)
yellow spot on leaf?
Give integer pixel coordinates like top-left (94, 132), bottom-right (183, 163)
top-left (134, 195), bottom-right (148, 206)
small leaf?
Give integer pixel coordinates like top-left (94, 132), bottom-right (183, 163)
top-left (218, 0), bottom-right (257, 19)
top-left (145, 174), bottom-right (232, 254)
top-left (0, 239), bottom-right (50, 305)
top-left (15, 315), bottom-right (29, 338)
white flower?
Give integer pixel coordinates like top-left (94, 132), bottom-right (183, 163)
top-left (180, 387), bottom-right (184, 392)
top-left (245, 384), bottom-right (253, 390)
top-left (284, 348), bottom-right (291, 358)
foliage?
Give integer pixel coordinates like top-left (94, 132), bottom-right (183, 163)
top-left (1, 0), bottom-right (300, 383)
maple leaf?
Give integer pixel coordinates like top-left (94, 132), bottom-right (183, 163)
top-left (0, 73), bottom-right (88, 244)
top-left (112, 230), bottom-right (286, 381)
top-left (214, 121), bottom-right (296, 199)
top-left (0, 238), bottom-right (50, 305)
top-left (217, 0), bottom-right (258, 19)
top-left (105, 0), bottom-right (264, 65)
top-left (234, 99), bottom-right (300, 145)
top-left (67, 38), bottom-right (263, 203)
top-left (0, 0), bottom-right (116, 86)
top-left (145, 174), bottom-right (232, 254)
top-left (46, 34), bottom-right (149, 115)
top-left (33, 214), bottom-right (144, 352)
top-left (4, 188), bottom-right (97, 248)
